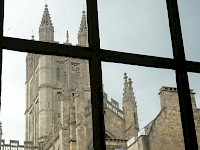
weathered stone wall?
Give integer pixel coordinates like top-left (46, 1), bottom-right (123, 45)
top-left (104, 108), bottom-right (126, 139)
top-left (127, 87), bottom-right (200, 150)
top-left (148, 87), bottom-right (200, 150)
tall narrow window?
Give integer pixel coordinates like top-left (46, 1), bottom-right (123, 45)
top-left (57, 67), bottom-right (60, 81)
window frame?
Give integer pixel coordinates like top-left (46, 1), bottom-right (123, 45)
top-left (0, 0), bottom-right (199, 149)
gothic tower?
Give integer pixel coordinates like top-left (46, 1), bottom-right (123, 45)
top-left (25, 4), bottom-right (136, 150)
top-left (38, 4), bottom-right (54, 144)
top-left (78, 11), bottom-right (88, 46)
top-left (123, 73), bottom-right (139, 140)
top-left (25, 4), bottom-right (54, 146)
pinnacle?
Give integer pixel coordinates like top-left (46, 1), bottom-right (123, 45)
top-left (66, 30), bottom-right (69, 43)
top-left (31, 30), bottom-right (35, 40)
top-left (124, 73), bottom-right (128, 81)
top-left (78, 10), bottom-right (87, 33)
top-left (31, 34), bottom-right (35, 40)
top-left (123, 73), bottom-right (129, 97)
top-left (128, 78), bottom-right (132, 85)
top-left (40, 4), bottom-right (53, 28)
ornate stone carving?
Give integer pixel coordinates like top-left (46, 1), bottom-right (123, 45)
top-left (71, 62), bottom-right (80, 77)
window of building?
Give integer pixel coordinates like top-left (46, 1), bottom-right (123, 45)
top-left (56, 67), bottom-right (60, 81)
top-left (0, 0), bottom-right (200, 149)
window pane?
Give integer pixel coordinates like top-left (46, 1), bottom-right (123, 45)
top-left (98, 1), bottom-right (173, 58)
top-left (1, 50), bottom-right (26, 143)
top-left (178, 1), bottom-right (200, 62)
top-left (101, 62), bottom-right (193, 150)
top-left (2, 50), bottom-right (94, 150)
top-left (4, 0), bottom-right (86, 45)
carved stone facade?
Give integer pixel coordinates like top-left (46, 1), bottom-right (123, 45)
top-left (25, 5), bottom-right (138, 150)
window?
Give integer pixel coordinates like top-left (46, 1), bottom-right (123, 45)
top-left (0, 0), bottom-right (199, 149)
top-left (56, 67), bottom-right (60, 81)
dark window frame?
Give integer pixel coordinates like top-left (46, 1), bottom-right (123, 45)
top-left (0, 0), bottom-right (199, 149)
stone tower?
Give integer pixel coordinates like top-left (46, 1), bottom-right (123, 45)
top-left (25, 4), bottom-right (139, 150)
top-left (25, 4), bottom-right (90, 148)
top-left (123, 73), bottom-right (139, 140)
top-left (38, 4), bottom-right (54, 144)
top-left (25, 4), bottom-right (55, 146)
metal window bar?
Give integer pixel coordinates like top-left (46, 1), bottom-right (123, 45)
top-left (0, 0), bottom-right (199, 149)
top-left (166, 1), bottom-right (198, 149)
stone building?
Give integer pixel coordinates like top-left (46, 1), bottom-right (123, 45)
top-left (25, 5), bottom-right (139, 150)
top-left (126, 86), bottom-right (200, 150)
top-left (25, 4), bottom-right (200, 150)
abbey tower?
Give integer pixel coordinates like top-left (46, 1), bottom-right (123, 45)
top-left (25, 4), bottom-right (139, 150)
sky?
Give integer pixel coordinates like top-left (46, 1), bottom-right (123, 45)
top-left (1, 0), bottom-right (200, 144)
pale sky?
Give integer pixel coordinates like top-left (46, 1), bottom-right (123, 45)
top-left (1, 0), bottom-right (200, 144)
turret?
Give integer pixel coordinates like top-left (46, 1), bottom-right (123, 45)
top-left (39, 4), bottom-right (54, 42)
top-left (38, 4), bottom-right (54, 144)
top-left (78, 11), bottom-right (88, 46)
top-left (123, 73), bottom-right (139, 140)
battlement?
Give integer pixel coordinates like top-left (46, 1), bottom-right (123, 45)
top-left (159, 86), bottom-right (194, 94)
top-left (1, 140), bottom-right (39, 150)
top-left (85, 97), bottom-right (124, 119)
top-left (106, 98), bottom-right (124, 119)
top-left (159, 86), bottom-right (197, 110)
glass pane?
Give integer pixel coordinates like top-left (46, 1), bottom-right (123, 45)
top-left (188, 73), bottom-right (200, 150)
top-left (2, 51), bottom-right (93, 149)
top-left (4, 0), bottom-right (86, 45)
top-left (178, 1), bottom-right (200, 62)
top-left (98, 1), bottom-right (173, 58)
top-left (1, 50), bottom-right (26, 144)
top-left (102, 62), bottom-right (192, 150)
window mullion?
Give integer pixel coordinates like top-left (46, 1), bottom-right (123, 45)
top-left (166, 0), bottom-right (198, 149)
top-left (86, 0), bottom-right (106, 150)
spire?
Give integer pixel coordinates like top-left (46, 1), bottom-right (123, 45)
top-left (123, 73), bottom-right (129, 99)
top-left (123, 73), bottom-right (135, 102)
top-left (31, 30), bottom-right (35, 40)
top-left (64, 30), bottom-right (72, 45)
top-left (39, 4), bottom-right (54, 42)
top-left (79, 10), bottom-right (87, 33)
top-left (122, 74), bottom-right (139, 139)
top-left (40, 4), bottom-right (53, 28)
top-left (78, 11), bottom-right (88, 46)
top-left (66, 30), bottom-right (69, 44)
top-left (31, 35), bottom-right (34, 40)
top-left (128, 78), bottom-right (135, 100)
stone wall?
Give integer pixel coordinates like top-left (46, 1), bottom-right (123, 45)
top-left (104, 108), bottom-right (126, 139)
top-left (127, 87), bottom-right (200, 150)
